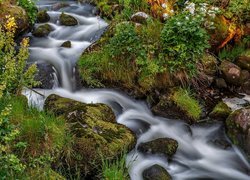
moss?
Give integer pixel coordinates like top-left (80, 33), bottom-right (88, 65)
top-left (59, 12), bottom-right (78, 26)
top-left (171, 88), bottom-right (202, 121)
top-left (44, 95), bottom-right (135, 177)
top-left (138, 138), bottom-right (178, 157)
top-left (143, 165), bottom-right (171, 180)
top-left (32, 24), bottom-right (53, 37)
top-left (61, 40), bottom-right (71, 48)
top-left (37, 10), bottom-right (50, 23)
top-left (209, 101), bottom-right (232, 120)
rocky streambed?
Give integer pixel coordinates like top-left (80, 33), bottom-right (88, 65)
top-left (16, 0), bottom-right (250, 179)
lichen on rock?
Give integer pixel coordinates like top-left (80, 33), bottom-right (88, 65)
top-left (44, 94), bottom-right (135, 175)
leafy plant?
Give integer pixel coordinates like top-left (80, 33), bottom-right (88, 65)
top-left (17, 0), bottom-right (37, 24)
top-left (108, 22), bottom-right (141, 60)
top-left (161, 11), bottom-right (210, 75)
top-left (0, 16), bottom-right (39, 95)
top-left (227, 0), bottom-right (250, 22)
top-left (218, 44), bottom-right (245, 62)
top-left (0, 102), bottom-right (26, 179)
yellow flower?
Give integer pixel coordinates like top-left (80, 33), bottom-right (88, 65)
top-left (4, 15), bottom-right (17, 33)
top-left (21, 37), bottom-right (29, 47)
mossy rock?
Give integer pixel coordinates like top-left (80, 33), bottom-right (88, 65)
top-left (226, 107), bottom-right (250, 157)
top-left (61, 40), bottom-right (71, 48)
top-left (59, 12), bottom-right (78, 26)
top-left (201, 53), bottom-right (218, 76)
top-left (32, 24), bottom-right (53, 37)
top-left (37, 10), bottom-right (50, 23)
top-left (209, 101), bottom-right (232, 120)
top-left (171, 88), bottom-right (202, 121)
top-left (0, 3), bottom-right (29, 34)
top-left (137, 138), bottom-right (178, 158)
top-left (44, 94), bottom-right (135, 176)
top-left (143, 164), bottom-right (171, 180)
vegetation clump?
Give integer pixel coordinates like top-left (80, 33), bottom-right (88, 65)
top-left (171, 88), bottom-right (202, 120)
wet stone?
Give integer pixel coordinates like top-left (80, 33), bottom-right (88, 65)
top-left (59, 12), bottom-right (78, 26)
top-left (138, 138), bottom-right (178, 158)
top-left (143, 164), bottom-right (171, 180)
top-left (61, 40), bottom-right (71, 48)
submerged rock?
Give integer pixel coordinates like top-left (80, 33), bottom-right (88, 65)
top-left (32, 24), bottom-right (53, 37)
top-left (138, 138), bottom-right (178, 158)
top-left (226, 107), bottom-right (250, 157)
top-left (219, 60), bottom-right (242, 86)
top-left (143, 164), bottom-right (171, 180)
top-left (52, 2), bottom-right (70, 11)
top-left (37, 10), bottom-right (50, 23)
top-left (44, 95), bottom-right (135, 175)
top-left (59, 12), bottom-right (78, 26)
top-left (209, 101), bottom-right (232, 120)
top-left (61, 40), bottom-right (71, 48)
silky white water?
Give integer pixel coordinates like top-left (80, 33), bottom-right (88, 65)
top-left (23, 0), bottom-right (250, 179)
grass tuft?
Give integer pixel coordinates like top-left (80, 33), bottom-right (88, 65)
top-left (172, 88), bottom-right (202, 120)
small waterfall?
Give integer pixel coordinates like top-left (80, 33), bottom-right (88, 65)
top-left (23, 0), bottom-right (250, 179)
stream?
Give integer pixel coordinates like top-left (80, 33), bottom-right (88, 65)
top-left (23, 0), bottom-right (250, 179)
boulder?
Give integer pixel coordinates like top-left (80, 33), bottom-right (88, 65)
top-left (34, 63), bottom-right (55, 89)
top-left (151, 94), bottom-right (186, 120)
top-left (209, 101), bottom-right (232, 120)
top-left (131, 12), bottom-right (149, 24)
top-left (226, 107), bottom-right (250, 157)
top-left (219, 60), bottom-right (242, 86)
top-left (59, 12), bottom-right (78, 26)
top-left (143, 164), bottom-right (171, 180)
top-left (0, 4), bottom-right (29, 34)
top-left (137, 138), bottom-right (178, 158)
top-left (236, 50), bottom-right (250, 71)
top-left (37, 10), bottom-right (50, 23)
top-left (44, 95), bottom-right (135, 175)
top-left (32, 24), bottom-right (53, 37)
top-left (215, 78), bottom-right (227, 89)
top-left (61, 40), bottom-right (71, 48)
top-left (242, 80), bottom-right (250, 95)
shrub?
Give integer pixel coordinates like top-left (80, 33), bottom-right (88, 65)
top-left (227, 0), bottom-right (250, 23)
top-left (17, 0), bottom-right (37, 24)
top-left (0, 101), bottom-right (26, 179)
top-left (108, 22), bottom-right (141, 60)
top-left (0, 16), bottom-right (38, 95)
top-left (172, 88), bottom-right (202, 120)
top-left (161, 11), bottom-right (210, 75)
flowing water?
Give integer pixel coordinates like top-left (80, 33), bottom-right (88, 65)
top-left (23, 0), bottom-right (250, 179)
